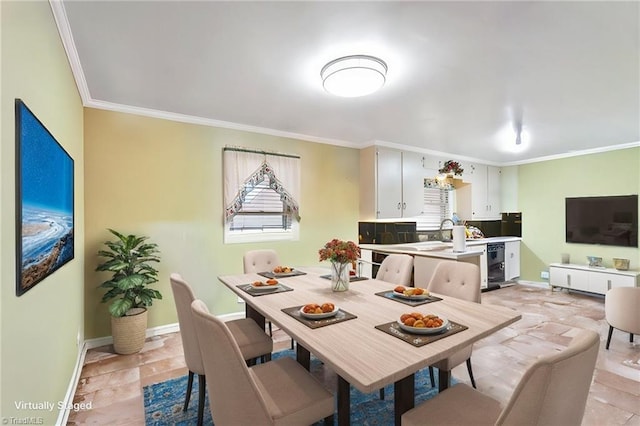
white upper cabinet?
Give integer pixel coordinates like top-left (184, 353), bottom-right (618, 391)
top-left (400, 151), bottom-right (427, 218)
top-left (359, 147), bottom-right (425, 219)
top-left (456, 164), bottom-right (502, 220)
top-left (376, 149), bottom-right (404, 218)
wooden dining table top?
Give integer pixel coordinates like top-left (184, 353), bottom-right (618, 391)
top-left (218, 267), bottom-right (522, 394)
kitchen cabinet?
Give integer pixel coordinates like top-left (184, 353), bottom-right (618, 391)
top-left (360, 147), bottom-right (425, 219)
top-left (456, 164), bottom-right (501, 220)
top-left (549, 263), bottom-right (639, 295)
top-left (504, 241), bottom-right (520, 281)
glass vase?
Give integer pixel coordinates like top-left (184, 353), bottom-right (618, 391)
top-left (330, 260), bottom-right (350, 292)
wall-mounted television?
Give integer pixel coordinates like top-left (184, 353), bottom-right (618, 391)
top-left (566, 195), bottom-right (638, 247)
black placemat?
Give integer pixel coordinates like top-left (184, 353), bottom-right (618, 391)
top-left (319, 274), bottom-right (369, 282)
top-left (236, 283), bottom-right (293, 297)
top-left (258, 270), bottom-right (307, 279)
top-left (375, 291), bottom-right (443, 307)
top-left (375, 320), bottom-right (468, 347)
top-left (282, 305), bottom-right (357, 329)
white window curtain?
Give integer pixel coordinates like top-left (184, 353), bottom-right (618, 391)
top-left (223, 147), bottom-right (301, 223)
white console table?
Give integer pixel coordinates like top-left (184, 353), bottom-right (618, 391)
top-left (549, 263), bottom-right (639, 295)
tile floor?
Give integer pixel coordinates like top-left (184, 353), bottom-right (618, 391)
top-left (68, 283), bottom-right (640, 425)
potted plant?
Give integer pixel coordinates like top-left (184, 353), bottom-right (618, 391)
top-left (96, 229), bottom-right (162, 354)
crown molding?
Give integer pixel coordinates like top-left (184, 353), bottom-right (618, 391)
top-left (50, 0), bottom-right (91, 103)
top-left (500, 141), bottom-right (640, 167)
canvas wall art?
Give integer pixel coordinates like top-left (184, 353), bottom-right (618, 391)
top-left (15, 99), bottom-right (74, 296)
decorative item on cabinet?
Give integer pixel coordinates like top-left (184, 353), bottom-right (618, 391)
top-left (613, 258), bottom-right (630, 271)
top-left (438, 160), bottom-right (464, 176)
top-left (587, 256), bottom-right (603, 268)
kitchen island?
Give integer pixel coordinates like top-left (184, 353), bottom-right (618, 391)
top-left (361, 237), bottom-right (521, 289)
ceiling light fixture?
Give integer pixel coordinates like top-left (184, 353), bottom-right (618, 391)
top-left (321, 55), bottom-right (387, 98)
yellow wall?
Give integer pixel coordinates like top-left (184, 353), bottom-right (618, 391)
top-left (1, 1), bottom-right (85, 422)
top-left (518, 147), bottom-right (640, 281)
top-left (83, 108), bottom-right (360, 338)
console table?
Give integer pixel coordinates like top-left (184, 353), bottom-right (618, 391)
top-left (549, 263), bottom-right (639, 295)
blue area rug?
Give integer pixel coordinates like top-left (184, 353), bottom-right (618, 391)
top-left (144, 349), bottom-right (454, 425)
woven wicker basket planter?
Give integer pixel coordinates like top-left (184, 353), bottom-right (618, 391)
top-left (111, 307), bottom-right (148, 354)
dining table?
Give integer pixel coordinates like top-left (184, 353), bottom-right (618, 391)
top-left (218, 267), bottom-right (521, 426)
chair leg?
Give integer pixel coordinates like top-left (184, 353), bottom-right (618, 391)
top-left (606, 325), bottom-right (614, 350)
top-left (324, 414), bottom-right (334, 426)
top-left (379, 387), bottom-right (385, 400)
top-left (631, 333), bottom-right (634, 343)
top-left (197, 374), bottom-right (206, 426)
top-left (183, 371), bottom-right (195, 411)
top-left (268, 321), bottom-right (273, 336)
top-left (466, 358), bottom-right (477, 389)
top-left (428, 366), bottom-right (435, 388)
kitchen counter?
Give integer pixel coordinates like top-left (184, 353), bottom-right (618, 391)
top-left (360, 242), bottom-right (483, 260)
top-left (360, 236), bottom-right (521, 289)
top-left (360, 236), bottom-right (520, 260)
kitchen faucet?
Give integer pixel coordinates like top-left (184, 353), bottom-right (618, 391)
top-left (439, 218), bottom-right (455, 242)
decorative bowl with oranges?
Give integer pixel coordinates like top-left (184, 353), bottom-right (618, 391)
top-left (300, 302), bottom-right (338, 319)
top-left (249, 279), bottom-right (280, 292)
top-left (397, 312), bottom-right (449, 334)
top-left (392, 285), bottom-right (430, 300)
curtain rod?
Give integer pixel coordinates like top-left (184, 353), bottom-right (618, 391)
top-left (223, 146), bottom-right (300, 159)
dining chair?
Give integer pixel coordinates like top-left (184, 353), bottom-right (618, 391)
top-left (170, 273), bottom-right (273, 426)
top-left (375, 253), bottom-right (414, 286)
top-left (374, 253), bottom-right (413, 399)
top-left (243, 249), bottom-right (280, 337)
top-left (426, 261), bottom-right (481, 391)
top-left (605, 286), bottom-right (640, 349)
top-left (190, 299), bottom-right (335, 426)
top-left (402, 328), bottom-right (600, 426)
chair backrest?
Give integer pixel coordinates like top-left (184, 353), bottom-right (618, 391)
top-left (605, 287), bottom-right (640, 334)
top-left (376, 254), bottom-right (414, 286)
top-left (243, 249), bottom-right (280, 273)
top-left (169, 273), bottom-right (204, 375)
top-left (496, 329), bottom-right (599, 426)
top-left (426, 261), bottom-right (481, 303)
top-left (190, 299), bottom-right (272, 425)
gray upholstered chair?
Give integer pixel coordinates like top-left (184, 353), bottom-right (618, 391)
top-left (605, 286), bottom-right (640, 349)
top-left (402, 329), bottom-right (600, 426)
top-left (426, 261), bottom-right (481, 390)
top-left (243, 249), bottom-right (280, 337)
top-left (190, 299), bottom-right (335, 426)
top-left (170, 273), bottom-right (273, 426)
top-left (376, 253), bottom-right (414, 286)
top-left (243, 249), bottom-right (280, 275)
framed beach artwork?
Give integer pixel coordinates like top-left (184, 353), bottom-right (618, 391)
top-left (15, 99), bottom-right (74, 296)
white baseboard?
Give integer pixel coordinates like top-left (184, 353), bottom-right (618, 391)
top-left (58, 310), bottom-right (246, 425)
top-left (56, 341), bottom-right (88, 425)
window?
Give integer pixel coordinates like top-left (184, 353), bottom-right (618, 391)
top-left (229, 176), bottom-right (293, 231)
top-left (415, 179), bottom-right (454, 231)
top-left (223, 147), bottom-right (300, 243)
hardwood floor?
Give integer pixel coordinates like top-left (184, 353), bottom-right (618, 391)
top-left (67, 283), bottom-right (640, 425)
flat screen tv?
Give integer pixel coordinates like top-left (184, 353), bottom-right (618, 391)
top-left (566, 195), bottom-right (638, 247)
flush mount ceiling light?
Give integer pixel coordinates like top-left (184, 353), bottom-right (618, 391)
top-left (321, 55), bottom-right (387, 97)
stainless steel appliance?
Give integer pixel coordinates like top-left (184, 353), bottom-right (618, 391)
top-left (487, 242), bottom-right (505, 290)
